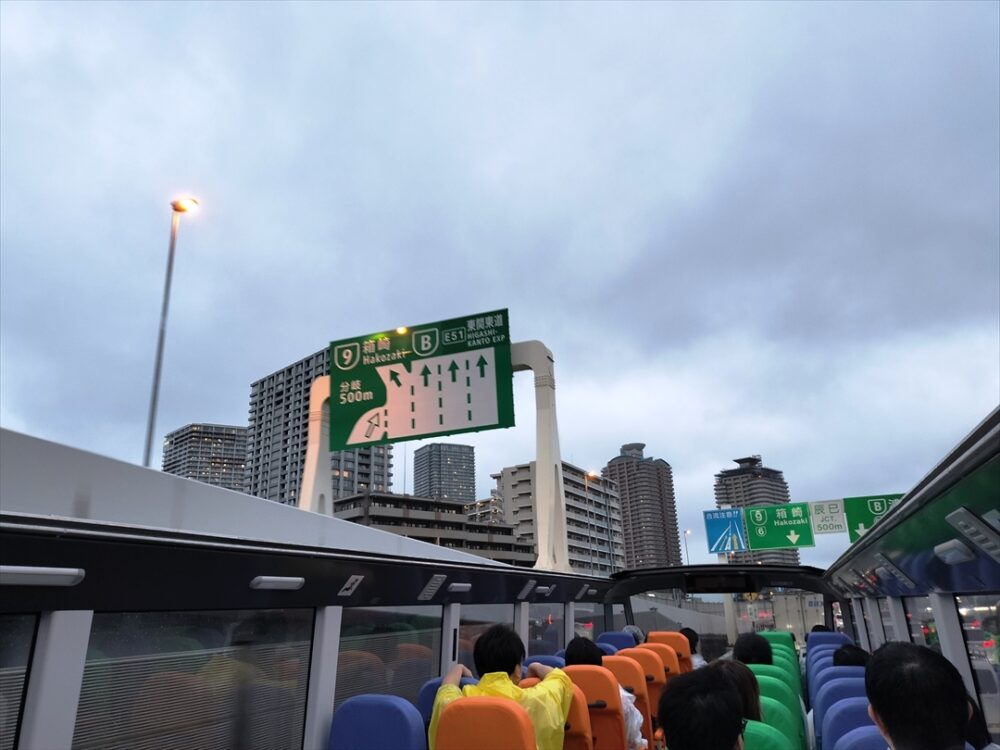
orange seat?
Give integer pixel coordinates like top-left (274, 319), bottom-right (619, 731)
top-left (638, 642), bottom-right (681, 684)
top-left (397, 643), bottom-right (433, 661)
top-left (565, 682), bottom-right (595, 750)
top-left (519, 676), bottom-right (540, 688)
top-left (647, 632), bottom-right (693, 673)
top-left (603, 654), bottom-right (653, 745)
top-left (564, 665), bottom-right (628, 750)
top-left (436, 696), bottom-right (536, 750)
top-left (616, 647), bottom-right (666, 728)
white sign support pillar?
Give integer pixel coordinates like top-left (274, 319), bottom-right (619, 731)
top-left (297, 340), bottom-right (571, 574)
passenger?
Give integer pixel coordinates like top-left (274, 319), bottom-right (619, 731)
top-left (428, 624), bottom-right (572, 750)
top-left (710, 660), bottom-right (762, 721)
top-left (658, 668), bottom-right (745, 750)
top-left (865, 642), bottom-right (970, 750)
top-left (966, 694), bottom-right (1000, 750)
top-left (564, 636), bottom-right (648, 750)
top-left (622, 624), bottom-right (645, 645)
top-left (679, 627), bottom-right (708, 668)
top-left (733, 632), bottom-right (772, 665)
top-left (832, 644), bottom-right (870, 667)
top-left (810, 624), bottom-right (831, 633)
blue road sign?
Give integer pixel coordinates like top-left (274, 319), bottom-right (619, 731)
top-left (704, 509), bottom-right (748, 553)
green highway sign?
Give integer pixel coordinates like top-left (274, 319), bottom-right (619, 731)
top-left (328, 309), bottom-right (515, 452)
top-left (745, 502), bottom-right (816, 550)
top-left (844, 494), bottom-right (903, 543)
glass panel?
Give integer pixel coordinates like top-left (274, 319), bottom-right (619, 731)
top-left (903, 596), bottom-right (935, 647)
top-left (72, 609), bottom-right (313, 750)
top-left (629, 591), bottom-right (728, 658)
top-left (573, 603), bottom-right (606, 641)
top-left (877, 599), bottom-right (896, 642)
top-left (956, 593), bottom-right (1000, 737)
top-left (0, 614), bottom-right (37, 750)
top-left (338, 605), bottom-right (442, 707)
top-left (865, 600), bottom-right (885, 647)
top-left (528, 603), bottom-right (565, 655)
top-left (831, 601), bottom-right (844, 634)
top-left (460, 604), bottom-right (514, 675)
top-left (610, 603), bottom-right (626, 632)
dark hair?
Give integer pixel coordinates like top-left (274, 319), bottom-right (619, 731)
top-left (733, 632), bottom-right (772, 665)
top-left (711, 659), bottom-right (762, 722)
top-left (679, 627), bottom-right (700, 654)
top-left (866, 642), bottom-right (968, 750)
top-left (564, 636), bottom-right (604, 667)
top-left (966, 694), bottom-right (993, 750)
top-left (473, 624), bottom-right (525, 676)
top-left (811, 624), bottom-right (831, 633)
top-left (833, 644), bottom-right (870, 668)
top-left (658, 668), bottom-right (743, 750)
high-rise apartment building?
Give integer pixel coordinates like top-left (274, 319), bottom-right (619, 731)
top-left (492, 461), bottom-right (625, 576)
top-left (714, 455), bottom-right (800, 565)
top-left (413, 443), bottom-right (475, 502)
top-left (604, 443), bottom-right (682, 569)
top-left (162, 423), bottom-right (248, 491)
top-left (245, 348), bottom-right (392, 504)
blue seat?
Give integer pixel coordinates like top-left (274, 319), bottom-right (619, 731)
top-left (807, 632), bottom-right (853, 649)
top-left (416, 676), bottom-right (478, 725)
top-left (597, 631), bottom-right (638, 650)
top-left (329, 694), bottom-right (425, 750)
top-left (830, 725), bottom-right (885, 750)
top-left (594, 642), bottom-right (619, 655)
top-left (812, 666), bottom-right (865, 701)
top-left (555, 648), bottom-right (566, 658)
top-left (822, 696), bottom-right (873, 750)
top-left (814, 678), bottom-right (866, 750)
top-left (807, 655), bottom-right (835, 695)
top-left (524, 654), bottom-right (565, 669)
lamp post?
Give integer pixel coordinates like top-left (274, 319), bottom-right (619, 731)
top-left (684, 529), bottom-right (692, 566)
top-left (143, 197), bottom-right (199, 467)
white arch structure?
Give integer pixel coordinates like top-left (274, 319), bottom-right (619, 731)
top-left (299, 339), bottom-right (570, 572)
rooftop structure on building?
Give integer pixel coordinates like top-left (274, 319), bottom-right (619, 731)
top-left (332, 490), bottom-right (534, 567)
top-left (604, 442), bottom-right (682, 569)
top-left (492, 461), bottom-right (625, 576)
top-left (413, 443), bottom-right (475, 502)
top-left (465, 491), bottom-right (506, 525)
top-left (161, 423), bottom-right (248, 492)
top-left (714, 455), bottom-right (800, 565)
top-left (245, 348), bottom-right (392, 504)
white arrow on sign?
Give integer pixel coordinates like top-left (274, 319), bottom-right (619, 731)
top-left (787, 531), bottom-right (800, 544)
top-left (855, 523), bottom-right (868, 537)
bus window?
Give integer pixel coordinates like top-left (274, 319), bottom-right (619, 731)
top-left (528, 603), bottom-right (565, 654)
top-left (903, 596), bottom-right (936, 647)
top-left (460, 604), bottom-right (515, 675)
top-left (956, 594), bottom-right (1000, 736)
top-left (877, 599), bottom-right (896, 641)
top-left (0, 614), bottom-right (36, 750)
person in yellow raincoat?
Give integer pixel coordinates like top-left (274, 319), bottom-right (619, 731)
top-left (429, 624), bottom-right (573, 750)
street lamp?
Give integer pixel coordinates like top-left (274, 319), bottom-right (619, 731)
top-left (143, 197), bottom-right (199, 467)
top-left (684, 529), bottom-right (692, 566)
top-left (583, 470), bottom-right (600, 575)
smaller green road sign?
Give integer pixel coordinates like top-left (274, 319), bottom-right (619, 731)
top-left (844, 494), bottom-right (903, 543)
top-left (745, 503), bottom-right (816, 550)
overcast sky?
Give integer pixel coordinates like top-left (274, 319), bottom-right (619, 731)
top-left (2, 1), bottom-right (997, 568)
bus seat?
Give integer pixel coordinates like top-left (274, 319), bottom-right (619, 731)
top-left (754, 675), bottom-right (805, 749)
top-left (637, 642), bottom-right (681, 682)
top-left (744, 718), bottom-right (796, 750)
top-left (760, 695), bottom-right (801, 750)
top-left (829, 725), bottom-right (886, 750)
top-left (564, 664), bottom-right (629, 750)
top-left (821, 696), bottom-right (874, 750)
top-left (807, 632), bottom-right (852, 649)
top-left (616, 647), bottom-right (666, 725)
top-left (519, 676), bottom-right (540, 688)
top-left (758, 631), bottom-right (797, 653)
top-left (328, 694), bottom-right (425, 750)
top-left (597, 631), bottom-right (638, 651)
top-left (813, 678), bottom-right (866, 750)
top-left (749, 663), bottom-right (800, 698)
top-left (525, 654), bottom-right (566, 670)
top-left (556, 648), bottom-right (567, 658)
top-left (595, 642), bottom-right (619, 655)
top-left (564, 682), bottom-right (596, 750)
top-left (417, 676), bottom-right (478, 725)
top-left (811, 666), bottom-right (865, 701)
top-left (646, 632), bottom-right (693, 673)
top-left (397, 643), bottom-right (434, 661)
top-left (436, 696), bottom-right (536, 750)
top-left (807, 654), bottom-right (835, 692)
top-left (602, 654), bottom-right (654, 745)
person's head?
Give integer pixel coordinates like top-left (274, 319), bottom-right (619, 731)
top-left (679, 627), bottom-right (700, 655)
top-left (711, 659), bottom-right (762, 722)
top-left (866, 642), bottom-right (969, 750)
top-left (966, 694), bottom-right (992, 750)
top-left (658, 668), bottom-right (745, 750)
top-left (622, 624), bottom-right (645, 645)
top-left (811, 624), bottom-right (831, 633)
top-left (833, 644), bottom-right (870, 668)
top-left (733, 632), bottom-right (772, 665)
top-left (473, 624), bottom-right (525, 678)
top-left (564, 636), bottom-right (604, 666)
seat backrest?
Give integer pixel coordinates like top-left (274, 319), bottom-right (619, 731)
top-left (637, 642), bottom-right (681, 682)
top-left (617, 647), bottom-right (666, 723)
top-left (564, 665), bottom-right (628, 750)
top-left (598, 631), bottom-right (639, 651)
top-left (812, 666), bottom-right (865, 701)
top-left (595, 642), bottom-right (619, 656)
top-left (760, 695), bottom-right (800, 750)
top-left (807, 632), bottom-right (852, 649)
top-left (436, 696), bottom-right (536, 750)
top-left (814, 678), bottom-right (867, 747)
top-left (743, 718), bottom-right (796, 750)
top-left (749, 663), bottom-right (800, 699)
top-left (758, 631), bottom-right (797, 653)
top-left (821, 696), bottom-right (874, 750)
top-left (646, 632), bottom-right (693, 673)
top-left (564, 682), bottom-right (595, 750)
top-left (329, 694), bottom-right (425, 750)
top-left (807, 654), bottom-right (835, 692)
top-left (525, 654), bottom-right (566, 669)
top-left (416, 676), bottom-right (478, 725)
top-left (829, 725), bottom-right (888, 750)
top-left (755, 675), bottom-right (804, 748)
top-left (518, 676), bottom-right (540, 688)
top-left (807, 645), bottom-right (840, 672)
top-left (602, 655), bottom-right (653, 745)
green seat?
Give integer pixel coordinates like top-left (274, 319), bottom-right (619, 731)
top-left (758, 631), bottom-right (796, 653)
top-left (750, 663), bottom-right (800, 699)
top-left (743, 719), bottom-right (796, 750)
top-left (761, 696), bottom-right (803, 750)
top-left (755, 674), bottom-right (804, 750)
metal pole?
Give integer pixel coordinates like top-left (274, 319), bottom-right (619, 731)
top-left (684, 532), bottom-right (690, 565)
top-left (143, 211), bottom-right (180, 467)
